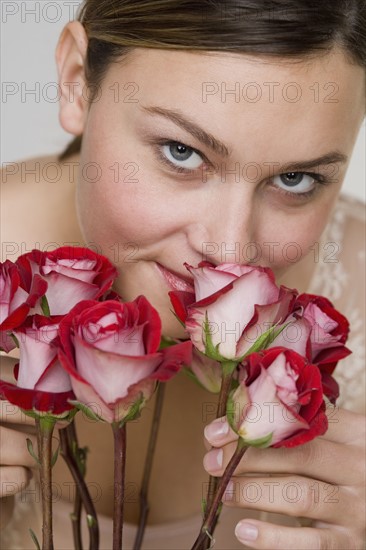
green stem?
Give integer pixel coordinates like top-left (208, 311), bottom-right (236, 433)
top-left (59, 421), bottom-right (99, 550)
top-left (112, 422), bottom-right (127, 550)
top-left (191, 439), bottom-right (247, 550)
top-left (36, 416), bottom-right (56, 550)
top-left (202, 361), bottom-right (237, 549)
top-left (133, 383), bottom-right (165, 550)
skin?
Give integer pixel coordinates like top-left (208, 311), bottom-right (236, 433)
top-left (71, 40), bottom-right (363, 339)
top-left (0, 19), bottom-right (365, 548)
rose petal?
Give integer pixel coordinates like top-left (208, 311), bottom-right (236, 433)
top-left (44, 273), bottom-right (103, 315)
top-left (14, 325), bottom-right (59, 390)
top-left (73, 334), bottom-right (161, 403)
top-left (0, 379), bottom-right (74, 414)
top-left (186, 264), bottom-right (238, 301)
top-left (205, 271), bottom-right (279, 358)
top-left (67, 374), bottom-right (114, 423)
top-left (242, 367), bottom-right (308, 445)
top-left (35, 359), bottom-right (72, 393)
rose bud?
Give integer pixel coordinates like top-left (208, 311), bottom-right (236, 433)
top-left (268, 293), bottom-right (351, 403)
top-left (169, 262), bottom-right (297, 362)
top-left (227, 348), bottom-right (328, 448)
top-left (16, 246), bottom-right (118, 315)
top-left (0, 259), bottom-right (47, 352)
top-left (0, 315), bottom-right (74, 416)
top-left (58, 297), bottom-right (192, 424)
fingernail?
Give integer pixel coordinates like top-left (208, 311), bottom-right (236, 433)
top-left (222, 480), bottom-right (235, 502)
top-left (203, 448), bottom-right (223, 472)
top-left (204, 419), bottom-right (229, 442)
top-left (235, 521), bottom-right (258, 542)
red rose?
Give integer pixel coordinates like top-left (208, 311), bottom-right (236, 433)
top-left (228, 348), bottom-right (328, 448)
top-left (269, 293), bottom-right (351, 403)
top-left (169, 262), bottom-right (296, 361)
top-left (0, 315), bottom-right (74, 416)
top-left (293, 293), bottom-right (350, 363)
top-left (58, 297), bottom-right (192, 423)
top-left (0, 260), bottom-right (47, 352)
top-left (16, 247), bottom-right (117, 315)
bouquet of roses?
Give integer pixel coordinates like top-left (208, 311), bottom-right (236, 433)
top-left (0, 251), bottom-right (350, 550)
top-left (169, 262), bottom-right (350, 550)
top-left (0, 247), bottom-right (191, 550)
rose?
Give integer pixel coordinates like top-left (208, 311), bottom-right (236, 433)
top-left (0, 315), bottom-right (74, 415)
top-left (16, 247), bottom-right (118, 315)
top-left (228, 347), bottom-right (328, 448)
top-left (58, 297), bottom-right (192, 423)
top-left (269, 293), bottom-right (351, 403)
top-left (169, 262), bottom-right (297, 361)
top-left (189, 347), bottom-right (223, 393)
top-left (0, 260), bottom-right (47, 352)
top-left (293, 293), bottom-right (350, 363)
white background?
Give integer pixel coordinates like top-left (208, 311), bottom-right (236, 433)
top-left (1, 1), bottom-right (365, 202)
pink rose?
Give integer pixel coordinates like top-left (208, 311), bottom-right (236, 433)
top-left (228, 348), bottom-right (328, 448)
top-left (169, 262), bottom-right (297, 361)
top-left (0, 315), bottom-right (74, 415)
top-left (269, 293), bottom-right (351, 403)
top-left (58, 297), bottom-right (192, 423)
top-left (0, 260), bottom-right (47, 352)
top-left (16, 247), bottom-right (117, 315)
top-left (294, 293), bottom-right (350, 362)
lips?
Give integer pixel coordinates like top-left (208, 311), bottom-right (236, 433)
top-left (156, 263), bottom-right (194, 292)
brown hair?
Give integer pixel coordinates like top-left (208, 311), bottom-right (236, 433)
top-left (58, 0), bottom-right (366, 161)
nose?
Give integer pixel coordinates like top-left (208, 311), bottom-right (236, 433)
top-left (186, 184), bottom-right (257, 266)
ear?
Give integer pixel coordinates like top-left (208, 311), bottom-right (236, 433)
top-left (55, 21), bottom-right (89, 136)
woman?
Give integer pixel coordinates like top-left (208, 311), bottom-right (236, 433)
top-left (1, 1), bottom-right (365, 548)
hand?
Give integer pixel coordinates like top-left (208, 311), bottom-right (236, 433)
top-left (203, 406), bottom-right (365, 549)
top-left (0, 355), bottom-right (37, 528)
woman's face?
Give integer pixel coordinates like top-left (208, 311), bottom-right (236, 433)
top-left (63, 38), bottom-right (364, 337)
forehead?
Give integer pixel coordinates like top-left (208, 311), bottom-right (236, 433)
top-left (99, 47), bottom-right (365, 161)
top-left (111, 45), bottom-right (364, 103)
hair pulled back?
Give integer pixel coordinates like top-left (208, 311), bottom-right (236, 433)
top-left (59, 0), bottom-right (366, 161)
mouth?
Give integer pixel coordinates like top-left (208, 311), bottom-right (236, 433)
top-left (156, 263), bottom-right (194, 292)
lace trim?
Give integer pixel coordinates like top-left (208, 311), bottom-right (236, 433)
top-left (308, 194), bottom-right (365, 413)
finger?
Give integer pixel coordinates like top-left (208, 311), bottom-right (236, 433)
top-left (233, 519), bottom-right (352, 549)
top-left (0, 466), bottom-right (33, 498)
top-left (203, 438), bottom-right (364, 486)
top-left (204, 408), bottom-right (366, 447)
top-left (204, 416), bottom-right (238, 448)
top-left (0, 400), bottom-right (36, 426)
top-left (317, 406), bottom-right (365, 446)
top-left (0, 427), bottom-right (38, 467)
top-left (221, 475), bottom-right (354, 525)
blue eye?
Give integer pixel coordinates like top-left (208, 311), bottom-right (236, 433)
top-left (161, 142), bottom-right (203, 170)
top-left (273, 172), bottom-right (317, 194)
top-left (152, 139), bottom-right (330, 199)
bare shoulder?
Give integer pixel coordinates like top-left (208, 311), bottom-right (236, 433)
top-left (1, 152), bottom-right (84, 262)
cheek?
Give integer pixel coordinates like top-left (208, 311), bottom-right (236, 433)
top-left (77, 174), bottom-right (168, 256)
top-left (256, 198), bottom-right (336, 270)
top-left (76, 121), bottom-right (173, 257)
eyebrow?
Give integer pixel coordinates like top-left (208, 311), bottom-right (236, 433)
top-left (279, 152), bottom-right (348, 173)
top-left (141, 105), bottom-right (230, 157)
top-left (141, 105), bottom-right (348, 171)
